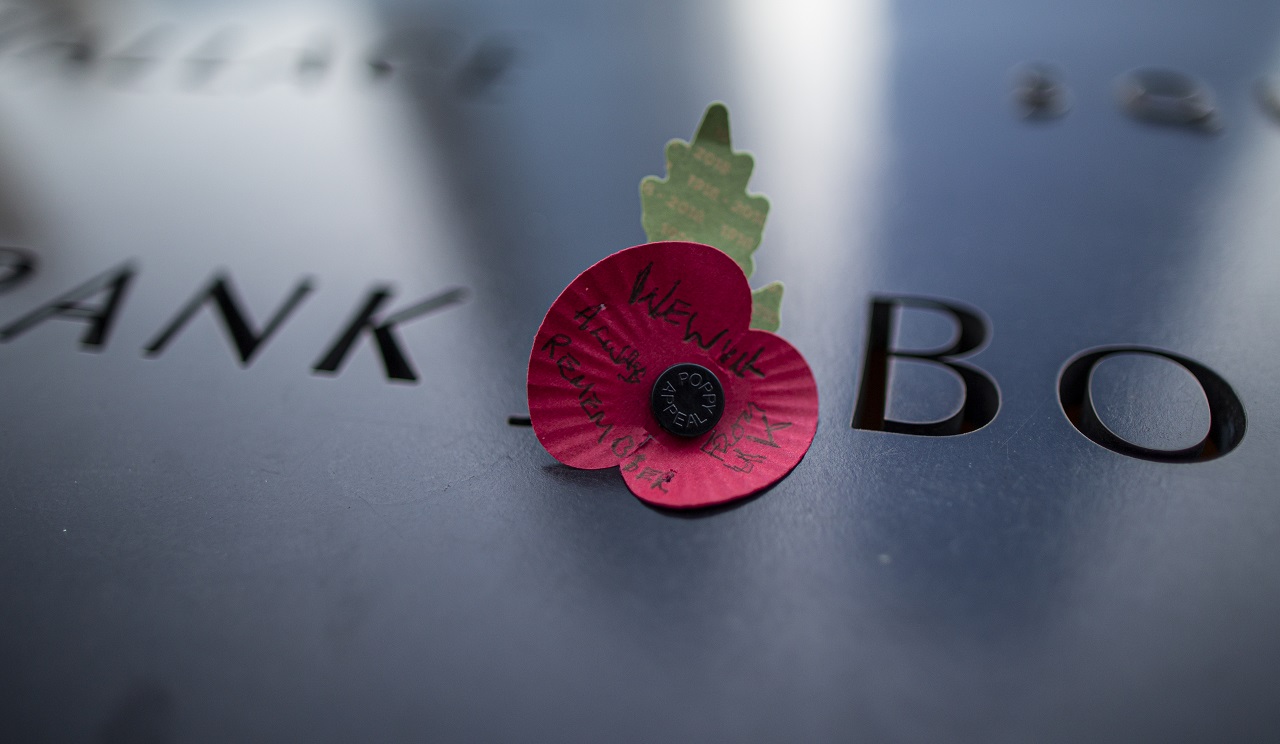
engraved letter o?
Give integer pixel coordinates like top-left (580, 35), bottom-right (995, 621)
top-left (1058, 346), bottom-right (1246, 463)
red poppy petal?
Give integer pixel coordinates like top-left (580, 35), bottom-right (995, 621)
top-left (618, 330), bottom-right (818, 509)
top-left (528, 242), bottom-right (749, 468)
top-left (527, 241), bottom-right (818, 508)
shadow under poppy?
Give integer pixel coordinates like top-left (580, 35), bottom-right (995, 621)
top-left (540, 461), bottom-right (770, 517)
top-left (538, 462), bottom-right (621, 489)
top-left (638, 484), bottom-right (769, 519)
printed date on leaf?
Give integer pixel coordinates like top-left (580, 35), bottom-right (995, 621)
top-left (640, 103), bottom-right (785, 332)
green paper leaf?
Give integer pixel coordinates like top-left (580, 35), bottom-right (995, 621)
top-left (640, 102), bottom-right (785, 331)
top-left (641, 103), bottom-right (769, 277)
top-left (749, 282), bottom-right (784, 333)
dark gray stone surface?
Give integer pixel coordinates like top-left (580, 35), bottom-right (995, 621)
top-left (1, 0), bottom-right (1277, 740)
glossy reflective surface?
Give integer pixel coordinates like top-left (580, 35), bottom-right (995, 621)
top-left (2, 0), bottom-right (1279, 741)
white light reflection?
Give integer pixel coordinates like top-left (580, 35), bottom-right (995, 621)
top-left (0, 1), bottom-right (473, 282)
top-left (704, 0), bottom-right (896, 722)
top-left (725, 0), bottom-right (889, 329)
top-left (1190, 84), bottom-right (1280, 344)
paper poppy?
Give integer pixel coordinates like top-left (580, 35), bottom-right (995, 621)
top-left (527, 241), bottom-right (819, 509)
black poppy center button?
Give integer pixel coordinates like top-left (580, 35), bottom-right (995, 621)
top-left (651, 363), bottom-right (726, 437)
